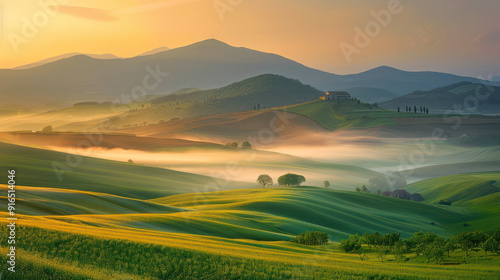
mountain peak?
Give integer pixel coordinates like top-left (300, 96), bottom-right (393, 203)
top-left (195, 38), bottom-right (230, 47)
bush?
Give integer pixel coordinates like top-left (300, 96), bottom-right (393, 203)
top-left (42, 125), bottom-right (53, 133)
top-left (241, 141), bottom-right (252, 149)
top-left (438, 200), bottom-right (452, 206)
top-left (291, 231), bottom-right (329, 246)
top-left (340, 234), bottom-right (362, 253)
top-left (410, 193), bottom-right (425, 202)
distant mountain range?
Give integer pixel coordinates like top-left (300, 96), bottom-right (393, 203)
top-left (13, 53), bottom-right (121, 70)
top-left (1, 39), bottom-right (498, 105)
top-left (380, 82), bottom-right (500, 114)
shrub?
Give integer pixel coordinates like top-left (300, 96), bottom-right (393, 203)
top-left (291, 231), bottom-right (329, 246)
top-left (340, 234), bottom-right (362, 253)
top-left (438, 200), bottom-right (452, 206)
top-left (410, 193), bottom-right (425, 202)
top-left (42, 125), bottom-right (53, 133)
top-left (241, 141), bottom-right (252, 149)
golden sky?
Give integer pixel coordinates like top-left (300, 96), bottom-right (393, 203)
top-left (1, 0), bottom-right (499, 77)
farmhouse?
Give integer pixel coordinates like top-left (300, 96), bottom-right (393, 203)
top-left (324, 91), bottom-right (351, 101)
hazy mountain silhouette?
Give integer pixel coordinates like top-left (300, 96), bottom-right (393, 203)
top-left (381, 82), bottom-right (500, 114)
top-left (1, 39), bottom-right (497, 105)
top-left (13, 53), bottom-right (121, 70)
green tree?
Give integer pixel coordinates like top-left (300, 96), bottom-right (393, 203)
top-left (355, 187), bottom-right (361, 192)
top-left (340, 234), bottom-right (362, 253)
top-left (323, 181), bottom-right (330, 188)
top-left (444, 237), bottom-right (457, 257)
top-left (422, 239), bottom-right (445, 263)
top-left (391, 240), bottom-right (407, 262)
top-left (42, 125), bottom-right (53, 133)
top-left (257, 174), bottom-right (273, 188)
top-left (482, 236), bottom-right (499, 256)
top-left (361, 185), bottom-right (369, 193)
top-left (241, 141), bottom-right (252, 149)
top-left (277, 173), bottom-right (306, 187)
top-left (225, 142), bottom-right (238, 148)
top-left (291, 231), bottom-right (329, 246)
top-left (455, 231), bottom-right (488, 257)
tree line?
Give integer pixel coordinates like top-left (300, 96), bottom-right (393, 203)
top-left (339, 230), bottom-right (500, 263)
top-left (398, 105), bottom-right (429, 114)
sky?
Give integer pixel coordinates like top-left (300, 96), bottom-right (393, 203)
top-left (0, 0), bottom-right (499, 77)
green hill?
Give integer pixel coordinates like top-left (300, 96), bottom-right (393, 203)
top-left (0, 142), bottom-right (246, 199)
top-left (406, 172), bottom-right (500, 232)
top-left (85, 74), bottom-right (322, 130)
top-left (150, 74), bottom-right (323, 111)
top-left (285, 100), bottom-right (428, 130)
top-left (381, 82), bottom-right (500, 114)
top-left (0, 185), bottom-right (185, 215)
top-left (406, 172), bottom-right (500, 205)
top-left (152, 187), bottom-right (468, 240)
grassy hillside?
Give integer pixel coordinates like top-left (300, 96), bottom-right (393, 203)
top-left (153, 187), bottom-right (468, 240)
top-left (0, 185), bottom-right (185, 215)
top-left (2, 223), bottom-right (498, 280)
top-left (406, 172), bottom-right (500, 205)
top-left (0, 141), bottom-right (247, 199)
top-left (341, 86), bottom-right (398, 103)
top-left (406, 172), bottom-right (500, 232)
top-left (285, 100), bottom-right (428, 131)
top-left (1, 186), bottom-right (498, 279)
top-left (79, 74), bottom-right (322, 131)
top-left (151, 74), bottom-right (323, 109)
top-left (381, 82), bottom-right (500, 114)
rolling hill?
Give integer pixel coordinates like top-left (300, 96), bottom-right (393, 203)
top-left (0, 141), bottom-right (247, 199)
top-left (1, 39), bottom-right (497, 105)
top-left (150, 74), bottom-right (323, 111)
top-left (381, 82), bottom-right (500, 114)
top-left (406, 172), bottom-right (500, 232)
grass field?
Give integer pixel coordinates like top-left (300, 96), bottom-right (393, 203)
top-left (406, 172), bottom-right (500, 232)
top-left (0, 142), bottom-right (248, 199)
top-left (2, 223), bottom-right (498, 280)
top-left (1, 100), bottom-right (499, 279)
top-left (0, 185), bottom-right (498, 279)
top-left (285, 100), bottom-right (425, 131)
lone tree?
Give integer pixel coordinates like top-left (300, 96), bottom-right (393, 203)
top-left (241, 141), bottom-right (252, 149)
top-left (324, 180), bottom-right (330, 188)
top-left (278, 173), bottom-right (306, 187)
top-left (42, 125), bottom-right (53, 133)
top-left (225, 142), bottom-right (238, 148)
top-left (257, 174), bottom-right (273, 188)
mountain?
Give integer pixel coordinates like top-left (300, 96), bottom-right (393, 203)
top-left (339, 87), bottom-right (398, 103)
top-left (1, 39), bottom-right (498, 105)
top-left (380, 82), bottom-right (500, 114)
top-left (137, 46), bottom-right (170, 56)
top-left (13, 53), bottom-right (121, 70)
